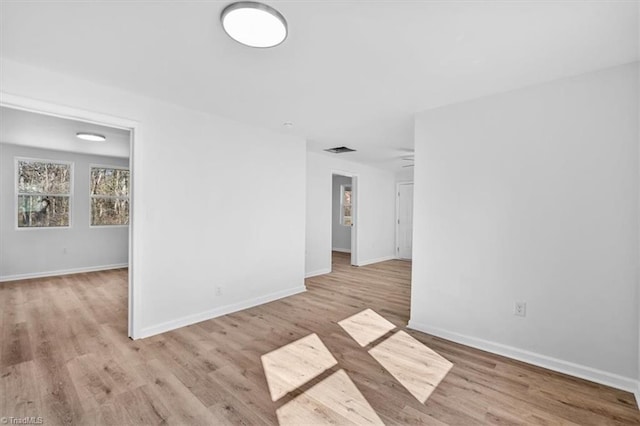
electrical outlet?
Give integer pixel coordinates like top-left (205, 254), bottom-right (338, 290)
top-left (514, 302), bottom-right (526, 317)
top-left (215, 286), bottom-right (222, 296)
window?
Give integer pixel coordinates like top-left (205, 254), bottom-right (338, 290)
top-left (90, 166), bottom-right (130, 226)
top-left (341, 185), bottom-right (352, 226)
top-left (17, 158), bottom-right (72, 228)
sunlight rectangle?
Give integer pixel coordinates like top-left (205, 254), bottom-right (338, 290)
top-left (276, 369), bottom-right (384, 426)
top-left (261, 333), bottom-right (337, 402)
top-left (369, 330), bottom-right (453, 403)
top-left (338, 308), bottom-right (397, 347)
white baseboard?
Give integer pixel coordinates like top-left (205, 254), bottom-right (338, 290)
top-left (357, 255), bottom-right (397, 267)
top-left (138, 285), bottom-right (307, 339)
top-left (0, 263), bottom-right (128, 282)
top-left (407, 320), bottom-right (639, 395)
top-left (305, 268), bottom-right (331, 278)
top-left (306, 256), bottom-right (397, 277)
top-left (332, 248), bottom-right (351, 253)
top-left (635, 383), bottom-right (640, 409)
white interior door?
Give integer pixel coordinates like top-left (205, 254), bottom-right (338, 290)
top-left (397, 183), bottom-right (414, 259)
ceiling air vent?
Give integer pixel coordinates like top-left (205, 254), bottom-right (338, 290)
top-left (324, 146), bottom-right (356, 154)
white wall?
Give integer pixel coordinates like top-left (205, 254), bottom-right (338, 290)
top-left (332, 174), bottom-right (352, 252)
top-left (0, 59), bottom-right (307, 338)
top-left (395, 167), bottom-right (414, 183)
top-left (637, 10), bottom-right (640, 404)
top-left (637, 33), bottom-right (640, 404)
top-left (410, 62), bottom-right (639, 391)
top-left (0, 143), bottom-right (129, 280)
top-left (306, 151), bottom-right (396, 277)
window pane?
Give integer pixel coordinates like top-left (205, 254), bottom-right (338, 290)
top-left (344, 205), bottom-right (352, 218)
top-left (91, 197), bottom-right (129, 226)
top-left (344, 216), bottom-right (353, 226)
top-left (343, 190), bottom-right (351, 206)
top-left (17, 195), bottom-right (70, 227)
top-left (91, 167), bottom-right (130, 196)
top-left (18, 161), bottom-right (70, 194)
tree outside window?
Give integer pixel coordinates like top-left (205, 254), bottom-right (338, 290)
top-left (341, 185), bottom-right (352, 226)
top-left (17, 159), bottom-right (72, 228)
top-left (90, 166), bottom-right (129, 226)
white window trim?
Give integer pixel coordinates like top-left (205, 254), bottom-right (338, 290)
top-left (340, 184), bottom-right (352, 227)
top-left (15, 156), bottom-right (74, 230)
top-left (89, 163), bottom-right (130, 228)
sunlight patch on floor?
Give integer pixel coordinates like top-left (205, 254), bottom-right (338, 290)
top-left (276, 369), bottom-right (384, 426)
top-left (263, 311), bottom-right (453, 422)
top-left (261, 333), bottom-right (337, 401)
top-left (368, 330), bottom-right (453, 403)
top-left (338, 308), bottom-right (396, 347)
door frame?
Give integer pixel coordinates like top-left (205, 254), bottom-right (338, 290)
top-left (396, 181), bottom-right (414, 260)
top-left (0, 92), bottom-right (141, 339)
top-left (331, 170), bottom-right (358, 267)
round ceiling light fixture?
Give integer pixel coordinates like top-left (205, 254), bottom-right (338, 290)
top-left (76, 132), bottom-right (106, 142)
top-left (221, 2), bottom-right (287, 48)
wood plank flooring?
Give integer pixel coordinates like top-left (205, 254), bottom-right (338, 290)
top-left (1, 252), bottom-right (639, 425)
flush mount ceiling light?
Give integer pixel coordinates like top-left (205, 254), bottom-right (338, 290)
top-left (76, 132), bottom-right (106, 142)
top-left (221, 2), bottom-right (287, 48)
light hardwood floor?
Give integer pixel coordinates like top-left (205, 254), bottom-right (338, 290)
top-left (1, 252), bottom-right (639, 425)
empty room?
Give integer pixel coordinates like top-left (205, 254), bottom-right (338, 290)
top-left (0, 1), bottom-right (638, 425)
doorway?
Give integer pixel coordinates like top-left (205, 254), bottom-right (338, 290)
top-left (331, 172), bottom-right (358, 267)
top-left (396, 182), bottom-right (414, 260)
top-left (0, 93), bottom-right (138, 338)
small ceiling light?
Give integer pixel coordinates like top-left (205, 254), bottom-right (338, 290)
top-left (221, 2), bottom-right (287, 48)
top-left (283, 122), bottom-right (294, 128)
top-left (325, 146), bottom-right (356, 154)
top-left (76, 132), bottom-right (106, 142)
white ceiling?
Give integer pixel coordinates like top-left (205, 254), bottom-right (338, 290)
top-left (0, 107), bottom-right (130, 158)
top-left (1, 1), bottom-right (637, 171)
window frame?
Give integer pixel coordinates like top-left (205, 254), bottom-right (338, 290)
top-left (89, 163), bottom-right (130, 228)
top-left (15, 156), bottom-right (74, 230)
top-left (340, 184), bottom-right (352, 227)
